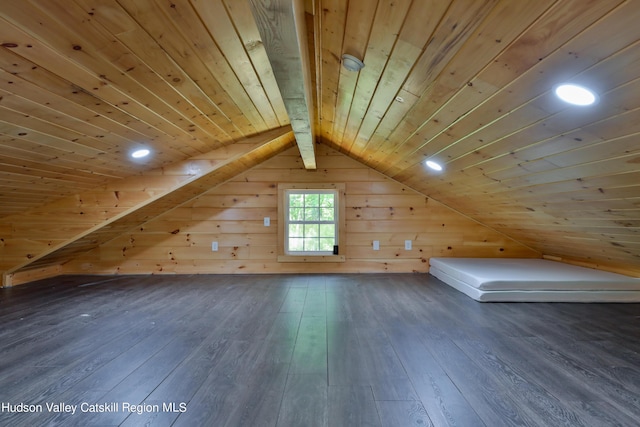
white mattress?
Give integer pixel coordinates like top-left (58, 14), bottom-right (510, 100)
top-left (429, 257), bottom-right (640, 302)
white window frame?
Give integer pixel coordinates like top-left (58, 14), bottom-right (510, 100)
top-left (284, 189), bottom-right (338, 255)
top-left (277, 183), bottom-right (346, 263)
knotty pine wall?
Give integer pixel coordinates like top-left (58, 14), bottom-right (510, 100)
top-left (63, 145), bottom-right (539, 275)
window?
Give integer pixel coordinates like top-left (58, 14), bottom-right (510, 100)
top-left (285, 190), bottom-right (337, 254)
top-left (278, 183), bottom-right (345, 262)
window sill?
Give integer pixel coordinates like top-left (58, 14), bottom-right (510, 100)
top-left (277, 255), bottom-right (346, 263)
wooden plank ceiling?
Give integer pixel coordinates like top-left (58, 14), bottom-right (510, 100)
top-left (1, 0), bottom-right (640, 277)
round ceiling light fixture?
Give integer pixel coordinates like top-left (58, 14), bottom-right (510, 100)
top-left (131, 148), bottom-right (150, 159)
top-left (341, 54), bottom-right (365, 72)
top-left (425, 160), bottom-right (443, 171)
top-left (554, 83), bottom-right (597, 106)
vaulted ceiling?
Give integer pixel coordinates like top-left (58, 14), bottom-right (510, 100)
top-left (2, 0), bottom-right (640, 280)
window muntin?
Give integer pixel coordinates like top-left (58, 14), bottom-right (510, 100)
top-left (285, 189), bottom-right (337, 254)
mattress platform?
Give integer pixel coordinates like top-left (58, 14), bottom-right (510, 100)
top-left (429, 257), bottom-right (640, 302)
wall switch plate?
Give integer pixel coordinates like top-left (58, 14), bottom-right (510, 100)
top-left (211, 241), bottom-right (218, 251)
top-left (373, 240), bottom-right (380, 250)
top-left (264, 217), bottom-right (270, 227)
top-left (405, 240), bottom-right (412, 250)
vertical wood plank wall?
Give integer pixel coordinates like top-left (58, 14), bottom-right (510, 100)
top-left (63, 145), bottom-right (539, 275)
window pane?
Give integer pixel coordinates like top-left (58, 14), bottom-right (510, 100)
top-left (289, 224), bottom-right (303, 237)
top-left (319, 194), bottom-right (334, 208)
top-left (304, 238), bottom-right (319, 251)
top-left (289, 238), bottom-right (304, 251)
top-left (285, 189), bottom-right (339, 254)
top-left (304, 207), bottom-right (319, 221)
top-left (304, 223), bottom-right (319, 237)
top-left (320, 208), bottom-right (334, 221)
top-left (319, 238), bottom-right (334, 251)
top-left (319, 224), bottom-right (335, 238)
top-left (289, 207), bottom-right (303, 221)
top-left (304, 193), bottom-right (319, 207)
top-left (289, 194), bottom-right (304, 207)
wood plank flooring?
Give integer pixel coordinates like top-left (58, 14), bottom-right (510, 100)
top-left (1, 273), bottom-right (640, 426)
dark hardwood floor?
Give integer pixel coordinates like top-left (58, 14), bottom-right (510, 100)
top-left (1, 273), bottom-right (640, 426)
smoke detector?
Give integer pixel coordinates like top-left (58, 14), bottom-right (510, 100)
top-left (341, 54), bottom-right (365, 72)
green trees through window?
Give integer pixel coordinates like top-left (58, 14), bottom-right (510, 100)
top-left (286, 190), bottom-right (337, 253)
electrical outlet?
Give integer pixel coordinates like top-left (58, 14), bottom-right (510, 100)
top-left (373, 240), bottom-right (380, 250)
top-left (264, 217), bottom-right (270, 227)
top-left (211, 241), bottom-right (218, 251)
top-left (404, 240), bottom-right (412, 250)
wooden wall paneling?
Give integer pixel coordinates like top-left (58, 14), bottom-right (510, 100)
top-left (190, 207), bottom-right (278, 222)
top-left (4, 0), bottom-right (640, 278)
top-left (346, 194), bottom-right (428, 208)
top-left (1, 265), bottom-right (63, 288)
top-left (63, 144), bottom-right (538, 277)
top-left (190, 194), bottom-right (277, 209)
top-left (1, 128), bottom-right (294, 286)
top-left (242, 167), bottom-right (370, 183)
top-left (39, 133), bottom-right (289, 239)
top-left (345, 207), bottom-right (431, 221)
top-left (201, 181), bottom-right (279, 195)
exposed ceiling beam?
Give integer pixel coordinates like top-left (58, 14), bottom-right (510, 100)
top-left (249, 0), bottom-right (317, 169)
top-left (0, 127), bottom-right (295, 286)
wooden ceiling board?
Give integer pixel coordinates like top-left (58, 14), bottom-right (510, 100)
top-left (0, 53), bottom-right (190, 160)
top-left (221, 0), bottom-right (290, 126)
top-left (317, 0), bottom-right (349, 151)
top-left (327, 0), bottom-right (378, 152)
top-left (3, 2), bottom-right (226, 147)
top-left (1, 127), bottom-right (295, 282)
top-left (384, 0), bottom-right (628, 180)
top-left (3, 0), bottom-right (640, 277)
top-left (359, 0), bottom-right (557, 170)
top-left (337, 0), bottom-right (415, 154)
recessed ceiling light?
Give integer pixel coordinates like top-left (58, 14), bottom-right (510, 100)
top-left (554, 84), bottom-right (597, 106)
top-left (425, 160), bottom-right (443, 171)
top-left (131, 148), bottom-right (150, 159)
